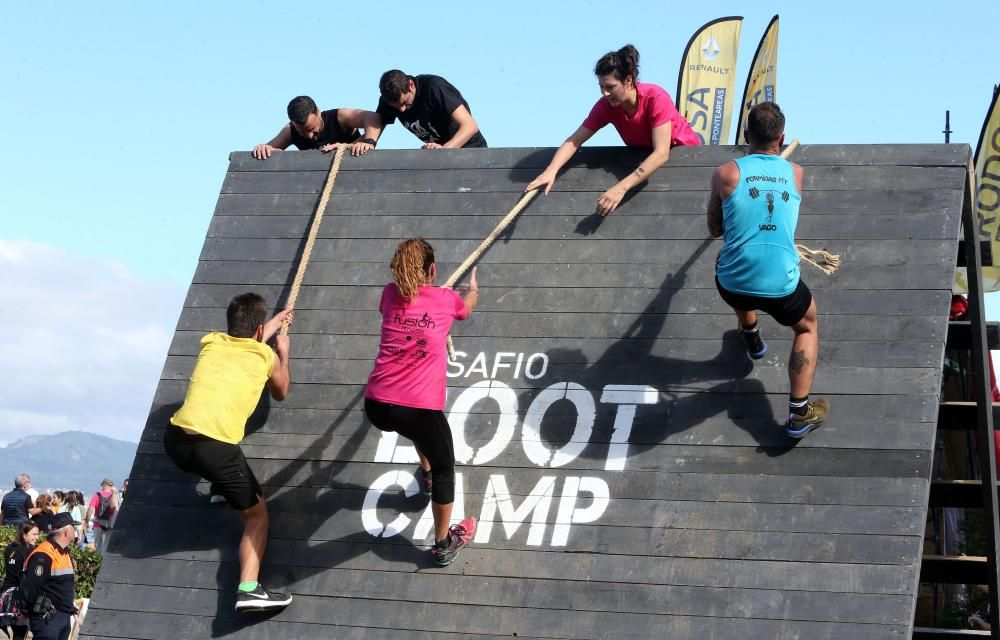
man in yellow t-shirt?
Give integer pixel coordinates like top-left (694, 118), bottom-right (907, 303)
top-left (164, 293), bottom-right (293, 613)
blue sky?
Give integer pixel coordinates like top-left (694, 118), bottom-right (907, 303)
top-left (2, 0), bottom-right (999, 444)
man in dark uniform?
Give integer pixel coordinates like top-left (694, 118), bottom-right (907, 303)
top-left (20, 512), bottom-right (79, 640)
top-left (0, 475), bottom-right (40, 528)
top-left (366, 70), bottom-right (487, 149)
top-left (252, 95), bottom-right (378, 159)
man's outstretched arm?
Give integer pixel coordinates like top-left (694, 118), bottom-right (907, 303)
top-left (253, 125), bottom-right (293, 160)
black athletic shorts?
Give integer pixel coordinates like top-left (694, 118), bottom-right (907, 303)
top-left (163, 427), bottom-right (262, 511)
top-left (715, 277), bottom-right (814, 327)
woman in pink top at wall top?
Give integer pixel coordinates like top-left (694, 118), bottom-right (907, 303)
top-left (363, 238), bottom-right (480, 567)
top-left (526, 44), bottom-right (700, 216)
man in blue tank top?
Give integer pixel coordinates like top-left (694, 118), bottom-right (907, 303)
top-left (707, 102), bottom-right (828, 438)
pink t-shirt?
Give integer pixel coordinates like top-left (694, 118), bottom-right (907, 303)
top-left (89, 490), bottom-right (116, 529)
top-left (365, 284), bottom-right (469, 410)
top-left (582, 82), bottom-right (700, 148)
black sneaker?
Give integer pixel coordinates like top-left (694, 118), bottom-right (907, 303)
top-left (235, 584), bottom-right (293, 613)
top-left (431, 517), bottom-right (477, 567)
top-left (417, 466), bottom-right (432, 497)
top-left (739, 324), bottom-right (767, 360)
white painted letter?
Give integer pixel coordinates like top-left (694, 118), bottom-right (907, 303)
top-left (465, 352), bottom-right (489, 378)
top-left (361, 470), bottom-right (419, 538)
top-left (476, 475), bottom-right (556, 545)
top-left (599, 385), bottom-right (659, 471)
top-left (550, 476), bottom-right (610, 546)
top-left (491, 352), bottom-right (516, 379)
top-left (448, 380), bottom-right (519, 464)
top-left (524, 353), bottom-right (549, 380)
top-left (522, 382), bottom-right (595, 467)
top-left (447, 350), bottom-right (467, 377)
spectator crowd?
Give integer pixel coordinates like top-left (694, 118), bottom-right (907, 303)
top-left (0, 474), bottom-right (126, 554)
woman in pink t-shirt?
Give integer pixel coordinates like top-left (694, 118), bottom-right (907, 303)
top-left (364, 238), bottom-right (480, 567)
top-left (526, 44), bottom-right (700, 216)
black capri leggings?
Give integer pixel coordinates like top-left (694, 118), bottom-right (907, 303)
top-left (364, 398), bottom-right (456, 504)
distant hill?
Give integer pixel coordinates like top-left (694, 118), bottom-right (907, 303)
top-left (0, 431), bottom-right (137, 492)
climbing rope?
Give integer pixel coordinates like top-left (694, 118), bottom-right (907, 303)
top-left (445, 189), bottom-right (541, 358)
top-left (280, 145), bottom-right (347, 336)
top-left (443, 189), bottom-right (540, 288)
top-left (780, 140), bottom-right (842, 276)
top-left (796, 245), bottom-right (841, 275)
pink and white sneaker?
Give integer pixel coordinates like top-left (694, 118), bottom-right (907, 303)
top-left (432, 517), bottom-right (477, 567)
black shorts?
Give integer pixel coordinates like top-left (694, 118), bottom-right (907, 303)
top-left (163, 427), bottom-right (262, 511)
top-left (716, 277), bottom-right (814, 327)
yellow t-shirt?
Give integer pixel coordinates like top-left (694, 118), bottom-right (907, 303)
top-left (170, 332), bottom-right (276, 444)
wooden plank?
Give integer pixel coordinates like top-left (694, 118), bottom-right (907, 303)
top-left (92, 558), bottom-right (915, 624)
top-left (946, 321), bottom-right (1000, 350)
top-left (214, 187), bottom-right (964, 218)
top-left (92, 573), bottom-right (916, 637)
top-left (224, 144), bottom-right (971, 172)
top-left (107, 525), bottom-right (919, 567)
top-left (81, 600), bottom-right (912, 640)
top-left (178, 286), bottom-right (952, 323)
top-left (125, 472), bottom-right (928, 508)
top-left (919, 555), bottom-right (989, 584)
top-left (208, 211), bottom-right (960, 243)
top-left (160, 353), bottom-right (943, 396)
top-left (190, 259), bottom-right (956, 292)
top-left (194, 238), bottom-right (955, 267)
top-left (929, 480), bottom-right (1000, 508)
top-left (130, 438), bottom-right (932, 477)
top-left (913, 628), bottom-right (992, 639)
top-left (142, 411), bottom-right (936, 453)
top-left (168, 330), bottom-right (943, 369)
top-left (220, 165), bottom-right (966, 195)
top-left (957, 239), bottom-right (994, 267)
top-left (81, 608), bottom-right (555, 640)
top-left (150, 378), bottom-right (938, 421)
top-left (937, 402), bottom-right (1000, 431)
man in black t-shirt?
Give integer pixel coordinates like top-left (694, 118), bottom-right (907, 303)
top-left (252, 96), bottom-right (379, 159)
top-left (366, 70), bottom-right (487, 149)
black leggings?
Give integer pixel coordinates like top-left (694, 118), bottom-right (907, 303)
top-left (364, 398), bottom-right (456, 504)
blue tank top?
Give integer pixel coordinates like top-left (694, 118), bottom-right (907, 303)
top-left (716, 154), bottom-right (801, 297)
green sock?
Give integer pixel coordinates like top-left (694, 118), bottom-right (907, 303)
top-left (238, 581), bottom-right (259, 592)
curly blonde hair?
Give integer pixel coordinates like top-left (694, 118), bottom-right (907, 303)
top-left (390, 239), bottom-right (435, 301)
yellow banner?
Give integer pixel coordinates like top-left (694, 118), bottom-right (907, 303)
top-left (676, 16), bottom-right (743, 145)
top-left (955, 85), bottom-right (1000, 294)
top-left (736, 15), bottom-right (779, 143)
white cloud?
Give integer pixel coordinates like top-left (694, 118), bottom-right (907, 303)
top-left (0, 236), bottom-right (185, 444)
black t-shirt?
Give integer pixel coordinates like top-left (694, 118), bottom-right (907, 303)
top-left (31, 511), bottom-right (53, 533)
top-left (289, 109), bottom-right (361, 150)
top-left (2, 542), bottom-right (30, 591)
top-left (376, 75), bottom-right (487, 148)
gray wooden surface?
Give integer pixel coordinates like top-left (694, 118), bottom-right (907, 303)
top-left (86, 144), bottom-right (968, 639)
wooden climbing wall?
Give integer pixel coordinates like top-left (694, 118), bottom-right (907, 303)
top-left (86, 144), bottom-right (969, 639)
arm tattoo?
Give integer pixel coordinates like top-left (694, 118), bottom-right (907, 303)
top-left (633, 167), bottom-right (645, 179)
top-left (789, 349), bottom-right (810, 374)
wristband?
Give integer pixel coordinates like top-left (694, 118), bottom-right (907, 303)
top-left (361, 137), bottom-right (377, 147)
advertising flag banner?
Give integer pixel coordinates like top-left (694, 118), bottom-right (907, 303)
top-left (676, 16), bottom-right (743, 145)
top-left (736, 15), bottom-right (779, 143)
top-left (956, 85), bottom-right (1000, 293)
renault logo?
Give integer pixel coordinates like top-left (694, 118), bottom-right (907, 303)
top-left (701, 37), bottom-right (720, 61)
